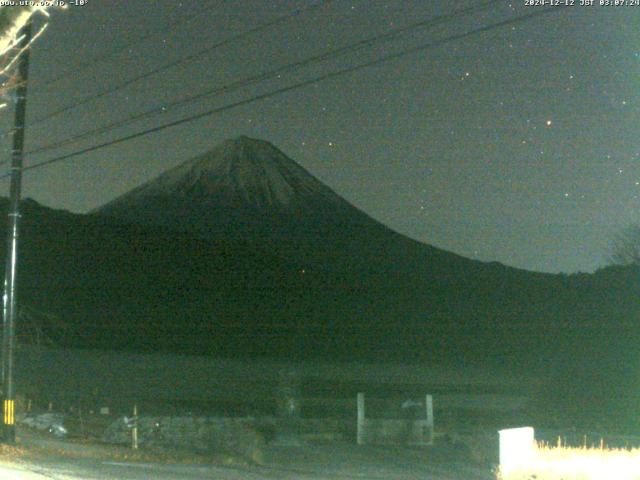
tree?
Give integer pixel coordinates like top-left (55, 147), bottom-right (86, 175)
top-left (609, 224), bottom-right (640, 266)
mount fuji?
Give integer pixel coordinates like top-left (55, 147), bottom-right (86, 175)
top-left (2, 137), bottom-right (636, 429)
top-left (0, 136), bottom-right (635, 366)
top-left (96, 136), bottom-right (377, 235)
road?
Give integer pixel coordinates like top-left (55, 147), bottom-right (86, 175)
top-left (0, 443), bottom-right (494, 479)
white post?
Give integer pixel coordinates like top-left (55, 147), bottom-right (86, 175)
top-left (357, 392), bottom-right (365, 445)
top-left (499, 427), bottom-right (535, 477)
top-left (132, 404), bottom-right (139, 450)
top-left (425, 394), bottom-right (434, 444)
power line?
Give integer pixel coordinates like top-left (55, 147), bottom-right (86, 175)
top-left (2, 6), bottom-right (565, 181)
top-left (27, 1), bottom-right (329, 128)
top-left (35, 2), bottom-right (211, 87)
top-left (26, 0), bottom-right (504, 157)
top-left (16, 6), bottom-right (564, 176)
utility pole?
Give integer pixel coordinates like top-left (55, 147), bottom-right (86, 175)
top-left (2, 22), bottom-right (32, 444)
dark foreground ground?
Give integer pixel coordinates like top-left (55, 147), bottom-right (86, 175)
top-left (0, 429), bottom-right (494, 480)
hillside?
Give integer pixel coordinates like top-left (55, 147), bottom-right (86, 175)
top-left (0, 137), bottom-right (633, 365)
top-left (0, 137), bottom-right (638, 428)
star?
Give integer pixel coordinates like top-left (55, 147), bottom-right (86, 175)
top-left (546, 120), bottom-right (552, 127)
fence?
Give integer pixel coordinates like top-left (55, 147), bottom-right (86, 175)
top-left (356, 392), bottom-right (434, 446)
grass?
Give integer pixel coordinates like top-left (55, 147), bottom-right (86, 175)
top-left (497, 440), bottom-right (640, 480)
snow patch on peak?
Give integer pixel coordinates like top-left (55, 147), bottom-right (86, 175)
top-left (98, 136), bottom-right (347, 216)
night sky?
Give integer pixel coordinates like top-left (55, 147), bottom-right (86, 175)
top-left (1, 0), bottom-right (638, 274)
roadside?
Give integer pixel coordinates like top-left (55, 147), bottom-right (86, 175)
top-left (0, 427), bottom-right (495, 479)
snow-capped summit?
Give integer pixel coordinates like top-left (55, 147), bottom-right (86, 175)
top-left (94, 136), bottom-right (381, 240)
top-left (117, 136), bottom-right (343, 212)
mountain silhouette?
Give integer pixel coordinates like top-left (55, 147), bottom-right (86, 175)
top-left (96, 136), bottom-right (379, 238)
top-left (0, 137), bottom-right (635, 366)
top-left (0, 137), bottom-right (636, 430)
top-left (95, 136), bottom-right (489, 275)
